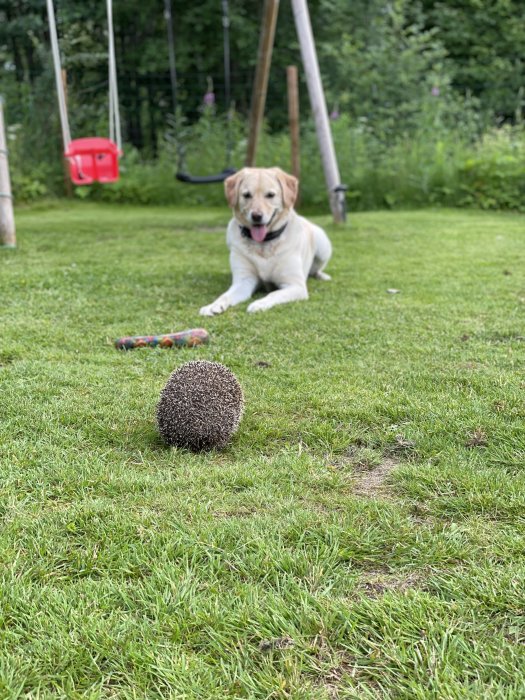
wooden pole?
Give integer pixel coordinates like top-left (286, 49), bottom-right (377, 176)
top-left (290, 0), bottom-right (346, 222)
top-left (0, 97), bottom-right (16, 248)
top-left (61, 69), bottom-right (73, 197)
top-left (286, 65), bottom-right (300, 191)
top-left (245, 0), bottom-right (280, 166)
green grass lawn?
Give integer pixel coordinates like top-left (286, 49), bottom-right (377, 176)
top-left (1, 202), bottom-right (525, 699)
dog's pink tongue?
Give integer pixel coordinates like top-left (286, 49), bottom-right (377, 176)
top-left (251, 225), bottom-right (268, 242)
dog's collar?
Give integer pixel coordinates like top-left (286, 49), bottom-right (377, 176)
top-left (240, 221), bottom-right (288, 242)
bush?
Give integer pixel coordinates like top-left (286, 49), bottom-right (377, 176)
top-left (8, 98), bottom-right (525, 213)
top-left (455, 126), bottom-right (525, 211)
top-left (8, 137), bottom-right (52, 204)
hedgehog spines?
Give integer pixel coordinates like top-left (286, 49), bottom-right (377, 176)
top-left (156, 360), bottom-right (244, 451)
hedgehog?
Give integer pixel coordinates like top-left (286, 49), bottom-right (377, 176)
top-left (156, 360), bottom-right (244, 451)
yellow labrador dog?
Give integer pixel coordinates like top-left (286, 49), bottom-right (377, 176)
top-left (200, 167), bottom-right (332, 315)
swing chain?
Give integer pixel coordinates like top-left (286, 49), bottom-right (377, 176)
top-left (47, 0), bottom-right (120, 150)
top-left (167, 0), bottom-right (236, 182)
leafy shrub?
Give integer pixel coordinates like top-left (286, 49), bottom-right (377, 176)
top-left (70, 114), bottom-right (525, 213)
top-left (455, 126), bottom-right (525, 211)
top-left (11, 173), bottom-right (48, 202)
top-left (7, 127), bottom-right (51, 203)
top-left (8, 95), bottom-right (525, 213)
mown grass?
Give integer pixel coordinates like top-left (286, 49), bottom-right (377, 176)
top-left (1, 202), bottom-right (525, 699)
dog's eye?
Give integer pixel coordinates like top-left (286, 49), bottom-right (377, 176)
top-left (266, 192), bottom-right (276, 199)
top-left (242, 192), bottom-right (252, 199)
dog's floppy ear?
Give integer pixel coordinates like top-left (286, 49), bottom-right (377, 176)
top-left (224, 170), bottom-right (244, 208)
top-left (272, 167), bottom-right (299, 208)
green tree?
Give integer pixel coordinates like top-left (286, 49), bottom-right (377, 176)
top-left (318, 0), bottom-right (455, 137)
top-left (419, 0), bottom-right (525, 120)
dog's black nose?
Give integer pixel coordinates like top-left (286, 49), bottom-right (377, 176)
top-left (251, 212), bottom-right (263, 223)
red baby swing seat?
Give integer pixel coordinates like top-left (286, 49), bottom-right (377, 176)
top-left (48, 0), bottom-right (121, 186)
top-left (65, 137), bottom-right (120, 185)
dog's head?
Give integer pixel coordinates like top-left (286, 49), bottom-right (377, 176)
top-left (224, 167), bottom-right (298, 243)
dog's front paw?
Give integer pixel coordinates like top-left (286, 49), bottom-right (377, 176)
top-left (199, 305), bottom-right (215, 317)
top-left (199, 299), bottom-right (229, 316)
top-left (247, 299), bottom-right (271, 313)
top-left (315, 271), bottom-right (332, 281)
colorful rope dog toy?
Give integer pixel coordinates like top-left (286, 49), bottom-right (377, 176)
top-left (115, 328), bottom-right (209, 350)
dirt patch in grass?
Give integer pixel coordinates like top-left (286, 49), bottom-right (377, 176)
top-left (213, 507), bottom-right (258, 519)
top-left (317, 659), bottom-right (359, 699)
top-left (358, 569), bottom-right (423, 597)
top-left (258, 636), bottom-right (295, 652)
top-left (254, 360), bottom-right (272, 368)
top-left (333, 445), bottom-right (402, 498)
top-left (409, 502), bottom-right (435, 526)
top-left (387, 434), bottom-right (416, 455)
top-left (308, 636), bottom-right (359, 699)
top-left (352, 457), bottom-right (399, 498)
top-left (308, 638), bottom-right (380, 699)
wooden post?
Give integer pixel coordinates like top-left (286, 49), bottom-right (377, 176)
top-left (0, 97), bottom-right (16, 248)
top-left (286, 65), bottom-right (300, 194)
top-left (245, 0), bottom-right (280, 166)
top-left (290, 0), bottom-right (346, 222)
top-left (61, 69), bottom-right (73, 197)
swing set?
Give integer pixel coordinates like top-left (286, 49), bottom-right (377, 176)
top-left (47, 0), bottom-right (234, 187)
top-left (47, 0), bottom-right (345, 221)
top-left (164, 0), bottom-right (236, 184)
top-left (47, 0), bottom-right (121, 186)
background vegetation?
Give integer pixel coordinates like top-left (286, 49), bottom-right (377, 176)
top-left (1, 0), bottom-right (525, 210)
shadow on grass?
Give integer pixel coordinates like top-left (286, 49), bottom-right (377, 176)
top-left (119, 419), bottom-right (243, 459)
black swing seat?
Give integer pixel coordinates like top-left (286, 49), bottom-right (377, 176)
top-left (176, 167), bottom-right (236, 185)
